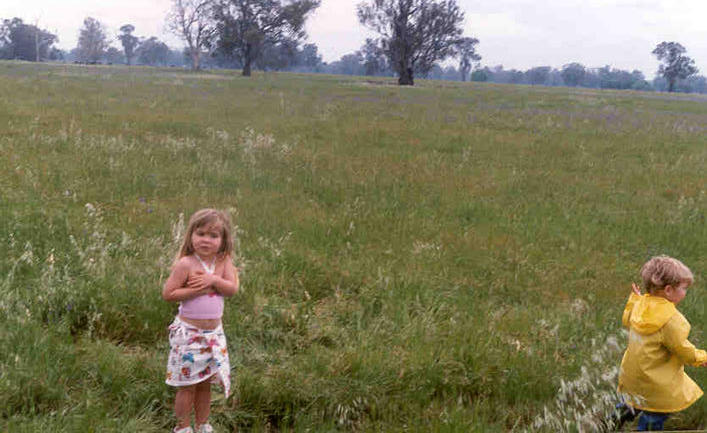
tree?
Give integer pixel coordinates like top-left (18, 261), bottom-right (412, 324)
top-left (0, 18), bottom-right (57, 61)
top-left (214, 0), bottom-right (320, 77)
top-left (137, 37), bottom-right (170, 66)
top-left (330, 52), bottom-right (365, 76)
top-left (118, 24), bottom-right (139, 65)
top-left (456, 36), bottom-right (480, 81)
top-left (561, 62), bottom-right (585, 87)
top-left (77, 17), bottom-right (108, 63)
top-left (470, 68), bottom-right (488, 82)
top-left (652, 42), bottom-right (698, 92)
top-left (357, 0), bottom-right (467, 85)
top-left (103, 46), bottom-right (125, 64)
top-left (299, 43), bottom-right (323, 70)
top-left (428, 64), bottom-right (457, 80)
top-left (526, 66), bottom-right (551, 85)
top-left (167, 0), bottom-right (217, 70)
top-left (360, 38), bottom-right (390, 76)
top-left (256, 38), bottom-right (298, 70)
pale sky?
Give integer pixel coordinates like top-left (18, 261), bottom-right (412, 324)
top-left (2, 0), bottom-right (706, 78)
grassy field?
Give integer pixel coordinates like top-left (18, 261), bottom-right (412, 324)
top-left (0, 61), bottom-right (705, 432)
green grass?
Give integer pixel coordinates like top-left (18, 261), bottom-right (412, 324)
top-left (1, 61), bottom-right (705, 432)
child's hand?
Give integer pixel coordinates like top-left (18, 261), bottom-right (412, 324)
top-left (631, 283), bottom-right (642, 296)
top-left (187, 270), bottom-right (216, 292)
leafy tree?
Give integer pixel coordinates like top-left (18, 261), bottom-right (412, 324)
top-left (118, 24), bottom-right (139, 65)
top-left (137, 37), bottom-right (170, 66)
top-left (357, 0), bottom-right (467, 85)
top-left (103, 46), bottom-right (125, 64)
top-left (77, 17), bottom-right (108, 63)
top-left (683, 75), bottom-right (707, 94)
top-left (256, 38), bottom-right (298, 70)
top-left (360, 38), bottom-right (390, 76)
top-left (0, 18), bottom-right (57, 61)
top-left (0, 21), bottom-right (7, 48)
top-left (561, 62), bottom-right (585, 87)
top-left (257, 41), bottom-right (323, 72)
top-left (214, 0), bottom-right (320, 77)
top-left (456, 36), bottom-right (480, 81)
top-left (48, 47), bottom-right (65, 61)
top-left (595, 65), bottom-right (635, 90)
top-left (330, 52), bottom-right (365, 75)
top-left (526, 66), bottom-right (551, 85)
top-left (470, 68), bottom-right (488, 82)
top-left (652, 41), bottom-right (698, 92)
top-left (428, 64), bottom-right (458, 80)
top-left (167, 0), bottom-right (217, 70)
top-left (628, 70), bottom-right (650, 91)
top-left (299, 43), bottom-right (323, 70)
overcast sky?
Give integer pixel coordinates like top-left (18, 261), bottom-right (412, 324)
top-left (1, 0), bottom-right (706, 78)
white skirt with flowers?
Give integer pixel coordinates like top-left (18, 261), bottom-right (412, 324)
top-left (165, 316), bottom-right (231, 397)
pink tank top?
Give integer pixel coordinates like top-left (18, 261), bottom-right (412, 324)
top-left (178, 255), bottom-right (224, 319)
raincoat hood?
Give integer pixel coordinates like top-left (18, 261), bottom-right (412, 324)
top-left (629, 294), bottom-right (677, 335)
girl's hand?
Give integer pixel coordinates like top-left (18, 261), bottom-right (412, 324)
top-left (187, 270), bottom-right (216, 292)
top-left (631, 283), bottom-right (641, 296)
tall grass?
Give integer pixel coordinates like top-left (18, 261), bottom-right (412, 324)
top-left (1, 61), bottom-right (705, 431)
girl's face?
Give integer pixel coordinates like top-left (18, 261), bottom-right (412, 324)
top-left (191, 222), bottom-right (223, 259)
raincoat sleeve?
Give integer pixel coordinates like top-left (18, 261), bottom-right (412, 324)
top-left (622, 292), bottom-right (641, 328)
top-left (662, 313), bottom-right (707, 367)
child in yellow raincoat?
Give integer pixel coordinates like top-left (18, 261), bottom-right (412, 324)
top-left (614, 255), bottom-right (706, 431)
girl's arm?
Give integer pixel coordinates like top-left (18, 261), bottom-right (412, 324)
top-left (162, 258), bottom-right (213, 302)
top-left (215, 258), bottom-right (239, 297)
top-left (212, 257), bottom-right (239, 297)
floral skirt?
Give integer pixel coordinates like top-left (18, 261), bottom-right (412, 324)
top-left (165, 316), bottom-right (231, 397)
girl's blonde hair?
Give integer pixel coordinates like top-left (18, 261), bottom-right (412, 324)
top-left (177, 209), bottom-right (233, 261)
top-left (641, 255), bottom-right (694, 293)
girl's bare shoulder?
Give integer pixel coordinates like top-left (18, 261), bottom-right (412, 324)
top-left (174, 255), bottom-right (198, 271)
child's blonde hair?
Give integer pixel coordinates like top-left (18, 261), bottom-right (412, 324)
top-left (641, 255), bottom-right (694, 293)
top-left (177, 209), bottom-right (233, 261)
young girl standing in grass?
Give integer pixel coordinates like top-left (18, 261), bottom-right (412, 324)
top-left (613, 255), bottom-right (706, 431)
top-left (162, 209), bottom-right (240, 433)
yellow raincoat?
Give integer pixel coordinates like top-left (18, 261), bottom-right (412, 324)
top-left (618, 292), bottom-right (707, 412)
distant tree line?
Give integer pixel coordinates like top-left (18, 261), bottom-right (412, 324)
top-left (1, 0), bottom-right (704, 93)
top-left (467, 62), bottom-right (705, 94)
top-left (296, 49), bottom-right (704, 94)
top-left (0, 17), bottom-right (187, 66)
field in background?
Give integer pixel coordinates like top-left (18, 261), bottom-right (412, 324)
top-left (0, 61), bottom-right (705, 432)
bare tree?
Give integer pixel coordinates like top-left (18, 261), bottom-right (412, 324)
top-left (357, 0), bottom-right (466, 85)
top-left (167, 0), bottom-right (217, 70)
top-left (456, 36), bottom-right (480, 82)
top-left (77, 17), bottom-right (108, 63)
top-left (214, 0), bottom-right (320, 77)
top-left (652, 42), bottom-right (698, 92)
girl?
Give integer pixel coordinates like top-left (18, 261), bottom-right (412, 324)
top-left (163, 209), bottom-right (240, 433)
